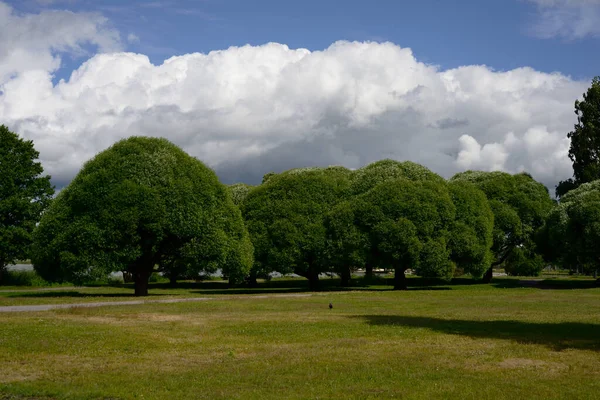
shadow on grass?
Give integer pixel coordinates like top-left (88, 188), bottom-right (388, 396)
top-left (180, 278), bottom-right (453, 295)
top-left (354, 315), bottom-right (600, 351)
top-left (492, 279), bottom-right (599, 290)
top-left (8, 291), bottom-right (166, 299)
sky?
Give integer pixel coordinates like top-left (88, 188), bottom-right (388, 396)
top-left (1, 0), bottom-right (599, 191)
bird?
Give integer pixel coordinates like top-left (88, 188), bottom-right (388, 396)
top-left (329, 303), bottom-right (333, 309)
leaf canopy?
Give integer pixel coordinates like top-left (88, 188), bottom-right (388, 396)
top-left (0, 125), bottom-right (54, 271)
top-left (32, 136), bottom-right (252, 285)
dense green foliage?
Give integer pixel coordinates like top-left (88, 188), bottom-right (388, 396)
top-left (503, 247), bottom-right (545, 277)
top-left (0, 125), bottom-right (54, 283)
top-left (240, 160), bottom-right (498, 289)
top-left (323, 201), bottom-right (367, 286)
top-left (353, 179), bottom-right (456, 289)
top-left (242, 167), bottom-right (352, 289)
top-left (350, 159), bottom-right (445, 195)
top-left (0, 130), bottom-right (555, 291)
top-left (32, 137), bottom-right (252, 295)
top-left (451, 171), bottom-right (553, 281)
top-left (557, 77), bottom-right (600, 198)
top-left (540, 180), bottom-right (600, 276)
top-left (346, 162), bottom-right (494, 285)
top-left (447, 181), bottom-right (494, 278)
top-left (227, 183), bottom-right (254, 206)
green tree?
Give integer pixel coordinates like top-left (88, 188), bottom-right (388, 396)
top-left (447, 181), bottom-right (494, 278)
top-left (32, 137), bottom-right (252, 296)
top-left (323, 201), bottom-right (368, 287)
top-left (503, 247), bottom-right (545, 277)
top-left (350, 159), bottom-right (445, 196)
top-left (349, 159), bottom-right (446, 279)
top-left (540, 180), bottom-right (600, 281)
top-left (242, 167), bottom-right (352, 290)
top-left (556, 77), bottom-right (600, 198)
top-left (0, 125), bottom-right (54, 283)
top-left (353, 179), bottom-right (456, 289)
top-left (451, 171), bottom-right (553, 282)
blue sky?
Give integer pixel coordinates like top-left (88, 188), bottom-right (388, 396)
top-left (10, 0), bottom-right (600, 82)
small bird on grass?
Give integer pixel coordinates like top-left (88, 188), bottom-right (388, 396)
top-left (329, 303), bottom-right (333, 309)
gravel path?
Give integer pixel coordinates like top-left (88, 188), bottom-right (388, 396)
top-left (0, 293), bottom-right (315, 313)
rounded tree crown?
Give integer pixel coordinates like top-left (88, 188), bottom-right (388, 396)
top-left (242, 167), bottom-right (352, 276)
top-left (351, 159), bottom-right (444, 195)
top-left (33, 136), bottom-right (252, 283)
top-left (560, 179), bottom-right (600, 204)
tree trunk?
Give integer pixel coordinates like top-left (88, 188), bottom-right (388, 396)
top-left (169, 273), bottom-right (178, 287)
top-left (246, 272), bottom-right (258, 287)
top-left (122, 271), bottom-right (133, 283)
top-left (364, 262), bottom-right (373, 280)
top-left (482, 266), bottom-right (493, 283)
top-left (394, 267), bottom-right (407, 290)
top-left (340, 267), bottom-right (351, 287)
top-left (307, 266), bottom-right (319, 291)
top-left (134, 270), bottom-right (152, 296)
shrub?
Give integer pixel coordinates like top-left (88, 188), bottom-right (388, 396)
top-left (1, 270), bottom-right (49, 286)
top-left (504, 248), bottom-right (545, 277)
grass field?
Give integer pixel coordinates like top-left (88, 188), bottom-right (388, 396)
top-left (1, 277), bottom-right (599, 399)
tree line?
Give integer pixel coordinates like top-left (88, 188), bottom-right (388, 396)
top-left (1, 77), bottom-right (599, 296)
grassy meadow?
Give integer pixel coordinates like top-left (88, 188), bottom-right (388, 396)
top-left (1, 276), bottom-right (599, 399)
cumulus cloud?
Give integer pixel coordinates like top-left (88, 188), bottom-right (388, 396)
top-left (0, 2), bottom-right (589, 191)
top-left (456, 126), bottom-right (572, 185)
top-left (526, 0), bottom-right (600, 39)
top-left (0, 2), bottom-right (121, 83)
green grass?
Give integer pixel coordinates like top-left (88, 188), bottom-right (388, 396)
top-left (1, 278), bottom-right (599, 399)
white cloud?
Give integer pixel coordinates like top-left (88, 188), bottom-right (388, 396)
top-left (456, 126), bottom-right (572, 185)
top-left (526, 0), bottom-right (600, 39)
top-left (0, 2), bottom-right (589, 191)
top-left (456, 135), bottom-right (509, 172)
top-left (0, 2), bottom-right (122, 83)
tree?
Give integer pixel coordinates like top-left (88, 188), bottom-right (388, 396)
top-left (323, 201), bottom-right (368, 287)
top-left (352, 179), bottom-right (456, 289)
top-left (349, 159), bottom-right (445, 279)
top-left (451, 171), bottom-right (553, 282)
top-left (556, 77), bottom-right (600, 198)
top-left (0, 125), bottom-right (54, 283)
top-left (540, 180), bottom-right (600, 282)
top-left (446, 181), bottom-right (494, 278)
top-left (350, 159), bottom-right (445, 195)
top-left (503, 247), bottom-right (545, 277)
top-left (32, 137), bottom-right (252, 296)
top-left (242, 167), bottom-right (352, 290)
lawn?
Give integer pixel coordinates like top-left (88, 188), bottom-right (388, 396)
top-left (1, 277), bottom-right (599, 399)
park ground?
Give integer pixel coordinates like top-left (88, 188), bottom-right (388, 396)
top-left (1, 275), bottom-right (599, 399)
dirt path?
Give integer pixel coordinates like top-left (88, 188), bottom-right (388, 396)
top-left (0, 293), bottom-right (317, 313)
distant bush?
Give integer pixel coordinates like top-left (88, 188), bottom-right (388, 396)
top-left (148, 272), bottom-right (168, 283)
top-left (107, 275), bottom-right (124, 285)
top-left (504, 248), bottom-right (545, 277)
top-left (1, 270), bottom-right (49, 286)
